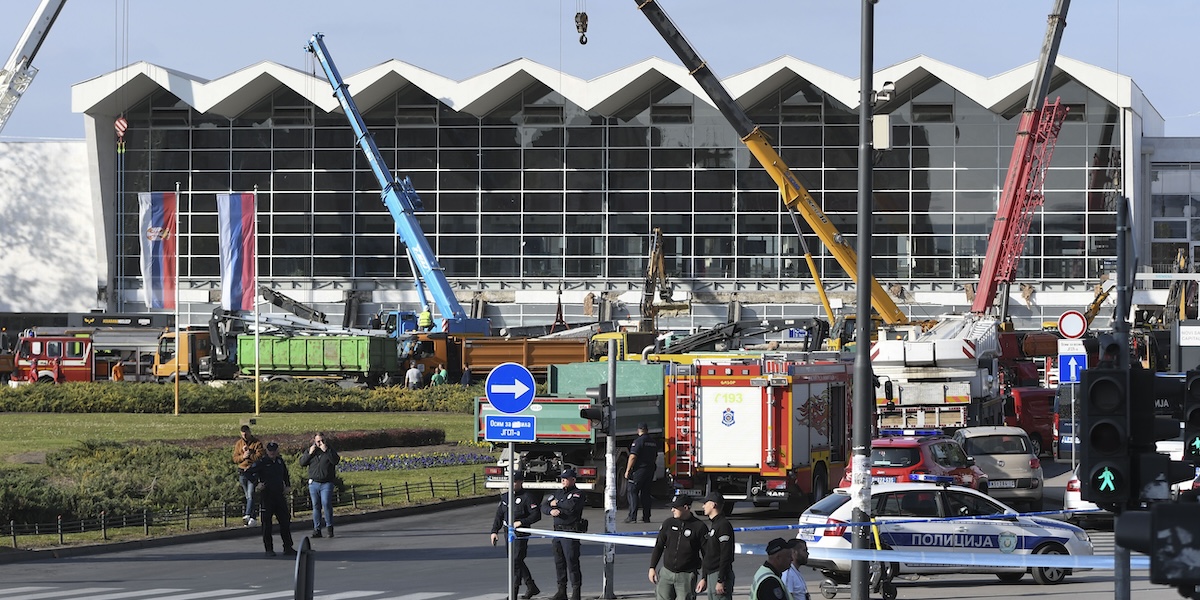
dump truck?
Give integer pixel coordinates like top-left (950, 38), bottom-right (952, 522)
top-left (476, 361), bottom-right (666, 505)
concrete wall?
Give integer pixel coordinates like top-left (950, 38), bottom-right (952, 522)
top-left (0, 141), bottom-right (98, 313)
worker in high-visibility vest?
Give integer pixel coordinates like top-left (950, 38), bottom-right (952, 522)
top-left (417, 309), bottom-right (433, 331)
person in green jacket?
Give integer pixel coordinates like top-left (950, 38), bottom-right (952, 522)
top-left (430, 364), bottom-right (448, 385)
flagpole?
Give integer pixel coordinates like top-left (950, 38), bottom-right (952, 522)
top-left (253, 185), bottom-right (261, 416)
top-left (173, 181), bottom-right (181, 416)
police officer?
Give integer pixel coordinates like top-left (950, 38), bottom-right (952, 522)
top-left (700, 491), bottom-right (735, 600)
top-left (491, 471), bottom-right (542, 600)
top-left (545, 467), bottom-right (585, 600)
top-left (244, 441), bottom-right (296, 557)
top-left (649, 497), bottom-right (709, 600)
top-left (751, 538), bottom-right (799, 600)
top-left (624, 422), bottom-right (658, 523)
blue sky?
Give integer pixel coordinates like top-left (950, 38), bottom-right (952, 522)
top-left (3, 0), bottom-right (1198, 140)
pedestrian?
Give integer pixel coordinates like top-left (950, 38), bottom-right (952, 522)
top-left (751, 538), bottom-right (800, 600)
top-left (781, 538), bottom-right (811, 600)
top-left (110, 359), bottom-right (125, 382)
top-left (299, 431), bottom-right (339, 538)
top-left (545, 467), bottom-right (586, 600)
top-left (699, 491), bottom-right (735, 600)
top-left (624, 421), bottom-right (658, 523)
top-left (233, 424), bottom-right (265, 527)
top-left (490, 471), bottom-right (542, 599)
top-left (648, 496), bottom-right (709, 600)
top-left (430, 363), bottom-right (448, 386)
top-left (418, 308), bottom-right (433, 331)
top-left (460, 364), bottom-right (473, 386)
top-left (405, 361), bottom-right (422, 389)
top-left (244, 441), bottom-right (296, 558)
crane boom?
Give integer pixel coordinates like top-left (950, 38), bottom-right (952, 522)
top-left (305, 33), bottom-right (488, 335)
top-left (0, 0), bottom-right (67, 135)
top-left (635, 0), bottom-right (907, 325)
top-left (971, 0), bottom-right (1071, 316)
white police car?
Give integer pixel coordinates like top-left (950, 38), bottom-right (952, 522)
top-left (797, 476), bottom-right (1093, 585)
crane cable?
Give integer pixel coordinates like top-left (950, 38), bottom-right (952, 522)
top-left (114, 0), bottom-right (130, 295)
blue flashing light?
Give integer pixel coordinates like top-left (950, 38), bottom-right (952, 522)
top-left (909, 474), bottom-right (954, 484)
top-left (880, 428), bottom-right (943, 437)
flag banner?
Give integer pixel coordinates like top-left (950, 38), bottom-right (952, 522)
top-left (138, 192), bottom-right (177, 309)
top-left (217, 192), bottom-right (257, 311)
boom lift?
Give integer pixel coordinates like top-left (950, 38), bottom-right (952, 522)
top-left (306, 33), bottom-right (489, 336)
top-left (634, 0), bottom-right (907, 327)
top-left (971, 0), bottom-right (1071, 322)
top-left (0, 0), bottom-right (66, 135)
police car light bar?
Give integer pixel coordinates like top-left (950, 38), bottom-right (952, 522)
top-left (910, 474), bottom-right (955, 484)
top-left (880, 428), bottom-right (942, 437)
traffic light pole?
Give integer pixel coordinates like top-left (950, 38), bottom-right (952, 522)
top-left (602, 339), bottom-right (616, 599)
top-left (1114, 196), bottom-right (1132, 600)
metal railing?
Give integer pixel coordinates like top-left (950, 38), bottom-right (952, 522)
top-left (2, 474), bottom-right (484, 548)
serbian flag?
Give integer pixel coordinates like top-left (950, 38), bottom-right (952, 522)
top-left (138, 192), bottom-right (177, 309)
top-left (217, 192), bottom-right (257, 311)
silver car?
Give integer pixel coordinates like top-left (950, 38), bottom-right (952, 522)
top-left (953, 426), bottom-right (1044, 511)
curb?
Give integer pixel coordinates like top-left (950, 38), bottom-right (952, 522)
top-left (0, 494), bottom-right (495, 564)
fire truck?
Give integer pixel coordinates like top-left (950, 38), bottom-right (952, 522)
top-left (664, 355), bottom-right (852, 512)
top-left (8, 328), bottom-right (160, 384)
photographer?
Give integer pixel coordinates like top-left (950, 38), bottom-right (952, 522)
top-left (299, 431), bottom-right (339, 538)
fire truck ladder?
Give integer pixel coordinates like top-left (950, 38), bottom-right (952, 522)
top-left (670, 370), bottom-right (698, 481)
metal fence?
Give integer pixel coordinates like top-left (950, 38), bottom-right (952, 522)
top-left (2, 474), bottom-right (484, 548)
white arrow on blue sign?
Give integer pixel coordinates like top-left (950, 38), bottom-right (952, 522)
top-left (1059, 353), bottom-right (1088, 384)
top-left (484, 362), bottom-right (536, 414)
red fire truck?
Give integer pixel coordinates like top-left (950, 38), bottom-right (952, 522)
top-left (664, 355), bottom-right (853, 513)
top-left (9, 329), bottom-right (159, 384)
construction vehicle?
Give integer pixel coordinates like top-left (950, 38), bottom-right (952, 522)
top-left (870, 0), bottom-right (1071, 429)
top-left (306, 33), bottom-right (489, 337)
top-left (640, 228), bottom-right (689, 332)
top-left (591, 317), bottom-right (829, 362)
top-left (476, 361), bottom-right (666, 505)
top-left (664, 355), bottom-right (853, 512)
top-left (635, 0), bottom-right (907, 329)
top-left (0, 0), bottom-right (65, 135)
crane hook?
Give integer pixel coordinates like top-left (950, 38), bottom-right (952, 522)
top-left (575, 11), bottom-right (588, 45)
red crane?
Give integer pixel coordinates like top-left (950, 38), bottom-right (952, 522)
top-left (972, 0), bottom-right (1072, 320)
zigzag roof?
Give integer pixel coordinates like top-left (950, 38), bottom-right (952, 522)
top-left (72, 54), bottom-right (1159, 125)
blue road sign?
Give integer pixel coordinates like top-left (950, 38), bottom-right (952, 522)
top-left (484, 415), bottom-right (536, 442)
top-left (485, 362), bottom-right (536, 414)
top-left (1059, 353), bottom-right (1088, 384)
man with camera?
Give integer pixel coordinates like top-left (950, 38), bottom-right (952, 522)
top-left (545, 467), bottom-right (586, 600)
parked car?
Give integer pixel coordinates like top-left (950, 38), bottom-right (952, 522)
top-left (953, 426), bottom-right (1044, 511)
top-left (838, 429), bottom-right (988, 491)
top-left (798, 481), bottom-right (1093, 585)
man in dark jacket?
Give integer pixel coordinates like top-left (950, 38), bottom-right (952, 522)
top-left (245, 441), bottom-right (295, 557)
top-left (624, 422), bottom-right (658, 523)
top-left (299, 431), bottom-right (339, 538)
top-left (699, 491), bottom-right (735, 600)
top-left (649, 496), bottom-right (709, 600)
top-left (490, 471), bottom-right (542, 599)
top-left (545, 467), bottom-right (586, 600)
top-left (751, 538), bottom-right (799, 600)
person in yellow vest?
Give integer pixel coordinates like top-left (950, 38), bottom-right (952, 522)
top-left (417, 309), bottom-right (433, 331)
top-left (751, 538), bottom-right (801, 600)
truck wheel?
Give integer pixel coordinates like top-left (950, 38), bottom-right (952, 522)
top-left (722, 501), bottom-right (736, 516)
top-left (1029, 433), bottom-right (1044, 458)
top-left (812, 465), bottom-right (830, 502)
top-left (615, 453), bottom-right (630, 509)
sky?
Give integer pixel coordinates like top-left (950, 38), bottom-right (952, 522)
top-left (3, 0), bottom-right (1200, 141)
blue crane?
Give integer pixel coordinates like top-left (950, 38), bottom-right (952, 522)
top-left (306, 33), bottom-right (489, 336)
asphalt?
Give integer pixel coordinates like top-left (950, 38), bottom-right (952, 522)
top-left (0, 494), bottom-right (496, 564)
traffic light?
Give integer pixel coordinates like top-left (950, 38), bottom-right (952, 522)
top-left (1078, 366), bottom-right (1131, 507)
top-left (1129, 368), bottom-right (1195, 503)
top-left (581, 384), bottom-right (612, 434)
top-left (1185, 370), bottom-right (1200, 464)
top-left (1116, 503), bottom-right (1200, 586)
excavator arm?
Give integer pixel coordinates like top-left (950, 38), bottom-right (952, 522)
top-left (635, 0), bottom-right (907, 325)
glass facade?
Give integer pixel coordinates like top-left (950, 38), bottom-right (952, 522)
top-left (111, 74), bottom-right (1125, 309)
top-left (1148, 164), bottom-right (1200, 276)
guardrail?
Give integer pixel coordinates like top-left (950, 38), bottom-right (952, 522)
top-left (1, 474), bottom-right (485, 548)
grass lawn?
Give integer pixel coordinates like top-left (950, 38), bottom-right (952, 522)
top-left (0, 412), bottom-right (479, 463)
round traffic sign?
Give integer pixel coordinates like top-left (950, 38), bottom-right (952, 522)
top-left (1058, 310), bottom-right (1087, 339)
top-left (484, 362), bottom-right (536, 414)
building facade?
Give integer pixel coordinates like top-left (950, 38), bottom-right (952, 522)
top-left (52, 53), bottom-right (1194, 332)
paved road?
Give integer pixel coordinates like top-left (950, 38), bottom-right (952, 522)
top-left (0, 461), bottom-right (1183, 600)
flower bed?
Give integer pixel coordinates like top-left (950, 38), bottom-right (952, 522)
top-left (339, 451), bottom-right (495, 472)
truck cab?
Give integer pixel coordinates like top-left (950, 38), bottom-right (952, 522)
top-left (1003, 386), bottom-right (1055, 458)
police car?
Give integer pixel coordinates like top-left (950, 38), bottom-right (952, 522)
top-left (797, 476), bottom-right (1093, 585)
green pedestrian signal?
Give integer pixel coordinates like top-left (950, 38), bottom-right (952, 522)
top-left (1096, 466), bottom-right (1118, 492)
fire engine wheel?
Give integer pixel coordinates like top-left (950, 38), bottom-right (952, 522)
top-left (37, 376), bottom-right (56, 384)
top-left (812, 466), bottom-right (830, 502)
top-left (615, 452), bottom-right (630, 509)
